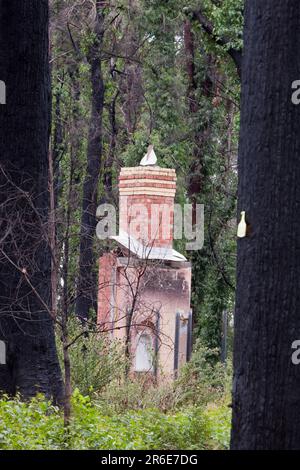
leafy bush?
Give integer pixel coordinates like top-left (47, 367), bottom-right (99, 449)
top-left (0, 395), bottom-right (64, 450)
top-left (95, 376), bottom-right (178, 415)
top-left (71, 390), bottom-right (210, 450)
top-left (204, 403), bottom-right (232, 450)
top-left (90, 341), bottom-right (232, 415)
top-left (95, 377), bottom-right (150, 414)
top-left (57, 320), bottom-right (126, 395)
top-left (173, 340), bottom-right (232, 407)
top-left (0, 392), bottom-right (230, 450)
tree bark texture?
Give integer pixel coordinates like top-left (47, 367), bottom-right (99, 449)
top-left (0, 0), bottom-right (63, 402)
top-left (75, 8), bottom-right (105, 321)
top-left (231, 0), bottom-right (300, 449)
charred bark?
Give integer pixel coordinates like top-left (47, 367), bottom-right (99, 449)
top-left (75, 8), bottom-right (105, 321)
top-left (184, 20), bottom-right (213, 217)
top-left (104, 90), bottom-right (119, 204)
top-left (0, 0), bottom-right (63, 402)
top-left (231, 0), bottom-right (300, 449)
top-left (119, 0), bottom-right (144, 138)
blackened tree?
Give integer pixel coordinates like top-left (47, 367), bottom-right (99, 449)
top-left (232, 0), bottom-right (300, 449)
top-left (0, 0), bottom-right (63, 402)
top-left (75, 4), bottom-right (105, 322)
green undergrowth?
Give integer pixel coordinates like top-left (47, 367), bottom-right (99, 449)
top-left (0, 391), bottom-right (231, 450)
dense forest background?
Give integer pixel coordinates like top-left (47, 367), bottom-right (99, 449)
top-left (50, 0), bottom-right (242, 351)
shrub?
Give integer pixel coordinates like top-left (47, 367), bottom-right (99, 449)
top-left (204, 402), bottom-right (232, 450)
top-left (173, 340), bottom-right (232, 407)
top-left (0, 392), bottom-right (231, 450)
top-left (89, 341), bottom-right (232, 415)
top-left (61, 390), bottom-right (212, 450)
top-left (0, 395), bottom-right (64, 450)
top-left (57, 320), bottom-right (127, 395)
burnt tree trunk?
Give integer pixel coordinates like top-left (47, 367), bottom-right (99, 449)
top-left (184, 20), bottom-right (213, 218)
top-left (75, 8), bottom-right (105, 321)
top-left (0, 0), bottom-right (63, 401)
top-left (104, 90), bottom-right (119, 204)
top-left (119, 1), bottom-right (144, 139)
top-left (231, 0), bottom-right (300, 449)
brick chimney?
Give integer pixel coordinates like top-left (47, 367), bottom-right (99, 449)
top-left (119, 166), bottom-right (177, 249)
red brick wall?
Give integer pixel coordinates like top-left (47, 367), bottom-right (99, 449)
top-left (97, 253), bottom-right (117, 327)
top-left (119, 167), bottom-right (177, 248)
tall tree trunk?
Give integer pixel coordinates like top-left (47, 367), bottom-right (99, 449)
top-left (231, 0), bottom-right (300, 449)
top-left (119, 2), bottom-right (144, 139)
top-left (184, 20), bottom-right (213, 219)
top-left (52, 84), bottom-right (64, 206)
top-left (184, 20), bottom-right (198, 115)
top-left (75, 7), bottom-right (105, 321)
top-left (0, 0), bottom-right (63, 402)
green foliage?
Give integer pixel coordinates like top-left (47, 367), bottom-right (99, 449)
top-left (0, 338), bottom-right (232, 450)
top-left (188, 91), bottom-right (238, 350)
top-left (206, 0), bottom-right (244, 50)
top-left (92, 341), bottom-right (232, 415)
top-left (204, 402), bottom-right (232, 450)
top-left (186, 0), bottom-right (243, 51)
top-left (0, 392), bottom-right (230, 450)
top-left (57, 320), bottom-right (126, 396)
top-left (71, 391), bottom-right (210, 450)
top-left (0, 395), bottom-right (64, 450)
top-left (175, 340), bottom-right (232, 406)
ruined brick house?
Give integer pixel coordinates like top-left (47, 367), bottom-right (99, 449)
top-left (97, 153), bottom-right (192, 380)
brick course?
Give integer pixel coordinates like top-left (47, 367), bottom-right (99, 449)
top-left (119, 166), bottom-right (176, 248)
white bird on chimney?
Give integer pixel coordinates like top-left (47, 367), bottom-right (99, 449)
top-left (140, 144), bottom-right (157, 166)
